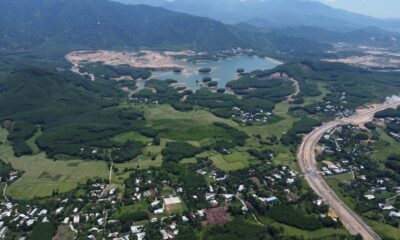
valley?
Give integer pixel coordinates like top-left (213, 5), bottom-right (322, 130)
top-left (1, 0), bottom-right (400, 239)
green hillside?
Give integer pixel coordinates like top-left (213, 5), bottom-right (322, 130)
top-left (0, 0), bottom-right (329, 58)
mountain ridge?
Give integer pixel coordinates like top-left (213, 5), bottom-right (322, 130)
top-left (116, 0), bottom-right (400, 32)
top-left (0, 0), bottom-right (329, 58)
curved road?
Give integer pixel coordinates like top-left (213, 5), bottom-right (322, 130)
top-left (297, 101), bottom-right (400, 240)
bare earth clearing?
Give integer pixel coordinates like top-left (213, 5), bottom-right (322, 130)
top-left (323, 45), bottom-right (400, 70)
top-left (66, 50), bottom-right (195, 70)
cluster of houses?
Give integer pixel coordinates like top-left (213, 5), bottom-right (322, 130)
top-left (319, 125), bottom-right (400, 222)
top-left (314, 98), bottom-right (353, 118)
top-left (0, 156), bottom-right (306, 240)
top-left (232, 107), bottom-right (272, 124)
top-left (128, 97), bottom-right (159, 105)
top-left (375, 115), bottom-right (400, 142)
top-left (364, 184), bottom-right (400, 217)
top-left (0, 170), bottom-right (18, 183)
top-left (0, 201), bottom-right (50, 239)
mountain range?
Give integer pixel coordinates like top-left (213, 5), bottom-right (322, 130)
top-left (0, 0), bottom-right (329, 58)
top-left (116, 0), bottom-right (400, 32)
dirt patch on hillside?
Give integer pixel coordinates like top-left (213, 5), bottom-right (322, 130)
top-left (66, 50), bottom-right (190, 69)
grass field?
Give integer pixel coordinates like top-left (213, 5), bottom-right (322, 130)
top-left (371, 127), bottom-right (400, 162)
top-left (324, 177), bottom-right (356, 209)
top-left (143, 105), bottom-right (239, 142)
top-left (207, 150), bottom-right (256, 171)
top-left (365, 218), bottom-right (400, 240)
top-left (26, 127), bottom-right (42, 154)
top-left (256, 215), bottom-right (350, 239)
top-left (113, 131), bottom-right (152, 144)
top-left (0, 129), bottom-right (109, 199)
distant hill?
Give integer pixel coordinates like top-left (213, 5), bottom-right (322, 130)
top-left (0, 0), bottom-right (329, 58)
top-left (0, 0), bottom-right (247, 52)
top-left (117, 0), bottom-right (400, 32)
top-left (235, 25), bottom-right (400, 49)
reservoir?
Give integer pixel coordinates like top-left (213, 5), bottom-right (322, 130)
top-left (139, 55), bottom-right (279, 91)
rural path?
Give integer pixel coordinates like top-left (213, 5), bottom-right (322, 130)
top-left (255, 72), bottom-right (300, 102)
top-left (286, 77), bottom-right (300, 102)
top-left (3, 183), bottom-right (9, 202)
top-left (297, 100), bottom-right (400, 240)
top-left (109, 162), bottom-right (113, 184)
top-left (236, 194), bottom-right (265, 226)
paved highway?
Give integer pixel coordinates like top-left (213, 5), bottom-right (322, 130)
top-left (297, 101), bottom-right (400, 240)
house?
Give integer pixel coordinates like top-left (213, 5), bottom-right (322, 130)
top-left (131, 225), bottom-right (143, 234)
top-left (260, 196), bottom-right (278, 205)
top-left (364, 195), bottom-right (375, 200)
top-left (286, 178), bottom-right (295, 184)
top-left (63, 217), bottom-right (70, 224)
top-left (154, 208), bottom-right (164, 215)
top-left (389, 211), bottom-right (400, 218)
top-left (73, 214), bottom-right (80, 225)
top-left (379, 203), bottom-right (395, 210)
top-left (314, 199), bottom-right (323, 206)
top-left (221, 194), bottom-right (234, 201)
top-left (137, 232), bottom-right (146, 240)
top-left (164, 196), bottom-right (181, 206)
top-left (151, 199), bottom-right (161, 208)
top-left (197, 210), bottom-right (205, 217)
top-left (215, 175), bottom-right (227, 181)
top-left (205, 193), bottom-right (215, 201)
top-left (210, 200), bottom-right (218, 208)
top-left (160, 230), bottom-right (169, 240)
top-left (38, 209), bottom-right (48, 216)
top-left (26, 219), bottom-right (35, 227)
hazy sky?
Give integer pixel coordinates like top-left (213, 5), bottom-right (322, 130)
top-left (318, 0), bottom-right (400, 19)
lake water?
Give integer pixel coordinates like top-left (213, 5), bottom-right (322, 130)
top-left (138, 55), bottom-right (279, 91)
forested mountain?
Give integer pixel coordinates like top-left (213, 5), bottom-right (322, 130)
top-left (0, 0), bottom-right (245, 52)
top-left (0, 0), bottom-right (329, 58)
top-left (235, 25), bottom-right (400, 49)
top-left (117, 0), bottom-right (400, 32)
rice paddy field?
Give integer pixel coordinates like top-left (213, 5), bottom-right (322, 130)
top-left (0, 129), bottom-right (109, 199)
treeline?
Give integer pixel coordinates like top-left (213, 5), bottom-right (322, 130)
top-left (267, 205), bottom-right (322, 231)
top-left (81, 63), bottom-right (151, 80)
top-left (209, 122), bottom-right (248, 154)
top-left (161, 122), bottom-right (248, 162)
top-left (385, 154), bottom-right (400, 173)
top-left (162, 142), bottom-right (201, 163)
top-left (7, 121), bottom-right (37, 156)
top-left (281, 118), bottom-right (322, 145)
top-left (375, 107), bottom-right (400, 118)
top-left (0, 159), bottom-right (13, 178)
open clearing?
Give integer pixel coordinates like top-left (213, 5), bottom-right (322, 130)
top-left (256, 215), bottom-right (350, 239)
top-left (0, 129), bottom-right (109, 199)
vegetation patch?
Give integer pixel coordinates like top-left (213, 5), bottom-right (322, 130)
top-left (268, 205), bottom-right (323, 231)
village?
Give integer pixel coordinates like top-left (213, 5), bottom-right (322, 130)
top-left (231, 107), bottom-right (273, 125)
top-left (317, 120), bottom-right (400, 227)
top-left (0, 152), bottom-right (339, 240)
